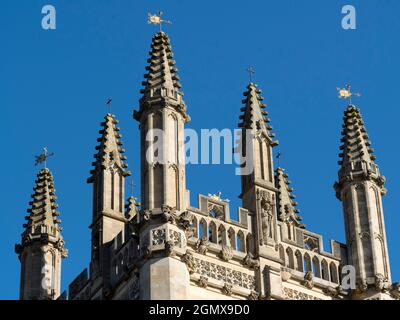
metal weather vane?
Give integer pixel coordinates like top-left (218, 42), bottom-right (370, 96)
top-left (35, 147), bottom-right (54, 168)
top-left (337, 84), bottom-right (361, 105)
top-left (147, 11), bottom-right (171, 32)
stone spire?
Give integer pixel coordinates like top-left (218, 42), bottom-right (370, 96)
top-left (275, 167), bottom-right (304, 229)
top-left (334, 104), bottom-right (392, 299)
top-left (134, 31), bottom-right (189, 122)
top-left (15, 168), bottom-right (67, 300)
top-left (88, 113), bottom-right (130, 183)
top-left (337, 105), bottom-right (378, 179)
top-left (87, 113), bottom-right (131, 283)
top-left (239, 83), bottom-right (278, 146)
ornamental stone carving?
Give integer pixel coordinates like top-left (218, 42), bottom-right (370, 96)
top-left (248, 290), bottom-right (259, 300)
top-left (222, 283), bottom-right (233, 296)
top-left (282, 287), bottom-right (321, 300)
top-left (356, 278), bottom-right (368, 294)
top-left (375, 273), bottom-right (390, 292)
top-left (220, 245), bottom-right (233, 262)
top-left (243, 252), bottom-right (259, 269)
top-left (198, 276), bottom-right (208, 288)
top-left (390, 282), bottom-right (400, 299)
top-left (182, 250), bottom-right (195, 274)
top-left (302, 271), bottom-right (314, 289)
top-left (196, 237), bottom-right (209, 255)
top-left (192, 257), bottom-right (256, 291)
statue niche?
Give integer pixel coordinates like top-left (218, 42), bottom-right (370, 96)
top-left (260, 193), bottom-right (275, 243)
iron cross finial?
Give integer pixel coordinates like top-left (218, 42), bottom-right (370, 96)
top-left (246, 66), bottom-right (255, 83)
top-left (128, 180), bottom-right (136, 197)
top-left (337, 84), bottom-right (361, 105)
top-left (276, 151), bottom-right (282, 168)
top-left (148, 11), bottom-right (171, 32)
top-left (35, 147), bottom-right (54, 168)
top-left (106, 97), bottom-right (112, 114)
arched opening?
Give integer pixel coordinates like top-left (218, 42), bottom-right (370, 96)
top-left (228, 228), bottom-right (236, 249)
top-left (218, 225), bottom-right (227, 246)
top-left (321, 259), bottom-right (330, 281)
top-left (304, 253), bottom-right (312, 272)
top-left (208, 221), bottom-right (217, 243)
top-left (295, 250), bottom-right (303, 272)
top-left (279, 245), bottom-right (285, 265)
top-left (199, 219), bottom-right (207, 239)
top-left (330, 262), bottom-right (339, 284)
top-left (237, 231), bottom-right (246, 252)
top-left (312, 256), bottom-right (321, 278)
top-left (246, 233), bottom-right (254, 253)
top-left (191, 216), bottom-right (198, 238)
top-left (286, 247), bottom-right (295, 269)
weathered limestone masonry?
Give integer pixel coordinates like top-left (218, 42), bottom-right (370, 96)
top-left (16, 31), bottom-right (400, 300)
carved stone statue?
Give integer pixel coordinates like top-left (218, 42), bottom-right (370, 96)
top-left (181, 250), bottom-right (195, 274)
top-left (220, 245), bottom-right (233, 261)
top-left (375, 273), bottom-right (390, 292)
top-left (261, 198), bottom-right (274, 241)
top-left (195, 237), bottom-right (209, 255)
top-left (302, 271), bottom-right (314, 289)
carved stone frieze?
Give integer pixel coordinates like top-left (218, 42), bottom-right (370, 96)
top-left (282, 287), bottom-right (321, 300)
top-left (192, 257), bottom-right (256, 291)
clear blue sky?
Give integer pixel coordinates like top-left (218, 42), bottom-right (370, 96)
top-left (1, 0), bottom-right (399, 299)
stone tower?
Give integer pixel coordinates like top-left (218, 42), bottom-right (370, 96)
top-left (133, 31), bottom-right (191, 299)
top-left (334, 105), bottom-right (392, 299)
top-left (87, 113), bottom-right (131, 293)
top-left (238, 82), bottom-right (283, 298)
top-left (15, 168), bottom-right (67, 300)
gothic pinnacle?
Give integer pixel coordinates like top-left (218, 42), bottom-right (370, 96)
top-left (16, 168), bottom-right (67, 257)
top-left (238, 83), bottom-right (279, 146)
top-left (134, 31), bottom-right (189, 122)
top-left (275, 167), bottom-right (304, 228)
top-left (338, 105), bottom-right (376, 168)
top-left (88, 113), bottom-right (131, 183)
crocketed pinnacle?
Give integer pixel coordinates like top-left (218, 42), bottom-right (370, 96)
top-left (334, 105), bottom-right (386, 198)
top-left (88, 114), bottom-right (131, 183)
top-left (125, 196), bottom-right (140, 221)
top-left (338, 105), bottom-right (377, 168)
top-left (239, 83), bottom-right (278, 146)
top-left (134, 32), bottom-right (189, 122)
top-left (16, 168), bottom-right (67, 257)
top-left (141, 32), bottom-right (183, 97)
top-left (275, 167), bottom-right (304, 228)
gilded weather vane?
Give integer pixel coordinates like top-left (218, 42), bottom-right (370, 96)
top-left (337, 84), bottom-right (361, 105)
top-left (35, 147), bottom-right (54, 168)
top-left (147, 11), bottom-right (171, 32)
